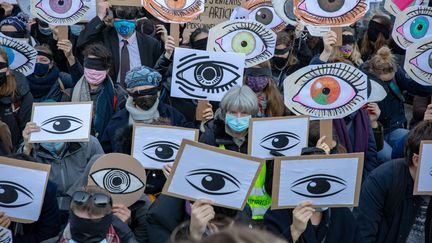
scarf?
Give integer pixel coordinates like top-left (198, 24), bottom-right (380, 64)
top-left (72, 76), bottom-right (115, 137)
top-left (257, 95), bottom-right (267, 118)
top-left (333, 109), bottom-right (369, 154)
top-left (59, 224), bottom-right (120, 243)
top-left (125, 96), bottom-right (160, 124)
top-left (388, 79), bottom-right (405, 102)
top-left (26, 66), bottom-right (60, 99)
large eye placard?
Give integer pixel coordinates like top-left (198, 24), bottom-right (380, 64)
top-left (31, 0), bottom-right (90, 25)
top-left (272, 153), bottom-right (364, 209)
top-left (392, 6), bottom-right (432, 49)
top-left (413, 141), bottom-right (432, 195)
top-left (404, 37), bottom-right (432, 85)
top-left (171, 48), bottom-right (245, 101)
top-left (283, 63), bottom-right (368, 119)
top-left (384, 0), bottom-right (430, 17)
top-left (272, 0), bottom-right (297, 26)
top-left (0, 35), bottom-right (37, 76)
top-left (293, 0), bottom-right (369, 26)
top-left (143, 0), bottom-right (204, 23)
top-left (163, 140), bottom-right (264, 210)
top-left (207, 19), bottom-right (276, 68)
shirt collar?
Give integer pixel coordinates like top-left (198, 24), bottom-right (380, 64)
top-left (118, 31), bottom-right (137, 46)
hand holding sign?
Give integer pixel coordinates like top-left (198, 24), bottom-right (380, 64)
top-left (97, 0), bottom-right (111, 20)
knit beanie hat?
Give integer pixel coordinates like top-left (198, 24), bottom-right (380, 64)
top-left (0, 12), bottom-right (29, 32)
top-left (125, 66), bottom-right (162, 89)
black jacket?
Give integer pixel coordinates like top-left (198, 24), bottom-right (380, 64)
top-left (76, 17), bottom-right (163, 82)
top-left (0, 71), bottom-right (33, 150)
top-left (355, 159), bottom-right (432, 243)
top-left (264, 208), bottom-right (357, 243)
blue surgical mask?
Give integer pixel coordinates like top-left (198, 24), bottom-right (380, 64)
top-left (34, 63), bottom-right (50, 76)
top-left (225, 114), bottom-right (251, 133)
top-left (70, 24), bottom-right (85, 36)
top-left (40, 142), bottom-right (65, 153)
top-left (38, 25), bottom-right (52, 36)
top-left (113, 20), bottom-right (136, 37)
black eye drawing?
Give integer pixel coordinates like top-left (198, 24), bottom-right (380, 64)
top-left (290, 174), bottom-right (347, 198)
top-left (429, 167), bottom-right (432, 176)
top-left (185, 168), bottom-right (241, 195)
top-left (90, 168), bottom-right (145, 194)
top-left (0, 181), bottom-right (34, 208)
top-left (0, 35), bottom-right (37, 76)
top-left (142, 141), bottom-right (179, 163)
top-left (40, 115), bottom-right (83, 134)
top-left (260, 131), bottom-right (300, 154)
top-left (175, 53), bottom-right (241, 99)
top-left (0, 226), bottom-right (12, 243)
top-left (33, 0), bottom-right (90, 25)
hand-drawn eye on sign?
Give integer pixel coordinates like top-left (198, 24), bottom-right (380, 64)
top-left (171, 47), bottom-right (245, 101)
top-left (0, 35), bottom-right (37, 76)
top-left (283, 63), bottom-right (368, 119)
top-left (414, 141), bottom-right (432, 195)
top-left (293, 0), bottom-right (370, 27)
top-left (404, 37), bottom-right (432, 86)
top-left (271, 153), bottom-right (364, 209)
top-left (0, 156), bottom-right (50, 223)
top-left (132, 124), bottom-right (199, 169)
top-left (392, 6), bottom-right (432, 49)
top-left (163, 140), bottom-right (264, 210)
top-left (231, 0), bottom-right (287, 33)
top-left (0, 226), bottom-right (12, 243)
top-left (88, 153), bottom-right (147, 207)
top-left (384, 0), bottom-right (430, 17)
top-left (207, 20), bottom-right (276, 68)
top-left (29, 102), bottom-right (93, 143)
top-left (31, 0), bottom-right (90, 25)
top-left (272, 0), bottom-right (297, 26)
top-left (142, 0), bottom-right (205, 23)
top-left (248, 116), bottom-right (309, 159)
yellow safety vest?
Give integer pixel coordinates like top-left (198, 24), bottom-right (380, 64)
top-left (218, 144), bottom-right (272, 220)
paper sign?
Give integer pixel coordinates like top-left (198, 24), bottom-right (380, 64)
top-left (248, 116), bottom-right (309, 159)
top-left (171, 47), bottom-right (245, 101)
top-left (0, 156), bottom-right (50, 223)
top-left (143, 0), bottom-right (204, 23)
top-left (163, 140), bottom-right (264, 210)
top-left (57, 26), bottom-right (68, 40)
top-left (272, 0), bottom-right (297, 26)
top-left (0, 226), bottom-right (12, 243)
top-left (414, 141), bottom-right (432, 195)
top-left (29, 102), bottom-right (93, 143)
top-left (110, 0), bottom-right (142, 6)
top-left (0, 0), bottom-right (17, 4)
top-left (131, 124), bottom-right (199, 169)
top-left (272, 153), bottom-right (364, 209)
top-left (404, 37), bottom-right (432, 86)
top-left (0, 34), bottom-right (37, 76)
top-left (30, 0), bottom-right (91, 25)
top-left (384, 0), bottom-right (430, 16)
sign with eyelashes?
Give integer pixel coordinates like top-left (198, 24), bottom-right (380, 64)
top-left (272, 153), bottom-right (364, 209)
top-left (293, 0), bottom-right (370, 27)
top-left (142, 0), bottom-right (205, 23)
top-left (29, 102), bottom-right (93, 143)
top-left (392, 6), bottom-right (432, 50)
top-left (404, 37), bottom-right (432, 86)
top-left (248, 116), bottom-right (310, 159)
top-left (283, 63), bottom-right (369, 119)
top-left (131, 124), bottom-right (199, 169)
top-left (0, 34), bottom-right (37, 76)
top-left (162, 139), bottom-right (264, 210)
top-left (384, 0), bottom-right (430, 17)
top-left (30, 0), bottom-right (91, 25)
top-left (414, 141), bottom-right (432, 195)
top-left (272, 0), bottom-right (297, 26)
top-left (87, 153), bottom-right (147, 207)
top-left (171, 47), bottom-right (245, 101)
top-left (0, 156), bottom-right (51, 223)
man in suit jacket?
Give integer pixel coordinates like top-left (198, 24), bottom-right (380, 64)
top-left (76, 2), bottom-right (171, 86)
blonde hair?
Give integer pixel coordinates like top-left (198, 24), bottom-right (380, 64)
top-left (369, 46), bottom-right (397, 76)
top-left (275, 31), bottom-right (298, 66)
top-left (0, 48), bottom-right (16, 98)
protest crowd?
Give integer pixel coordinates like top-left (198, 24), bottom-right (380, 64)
top-left (0, 0), bottom-right (432, 242)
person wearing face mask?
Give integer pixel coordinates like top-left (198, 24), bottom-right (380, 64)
top-left (337, 28), bottom-right (363, 67)
top-left (0, 47), bottom-right (33, 150)
top-left (29, 19), bottom-right (53, 45)
top-left (0, 13), bottom-right (37, 46)
top-left (27, 45), bottom-right (74, 102)
top-left (189, 28), bottom-right (208, 51)
top-left (77, 3), bottom-right (169, 86)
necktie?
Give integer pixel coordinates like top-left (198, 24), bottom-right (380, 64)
top-left (120, 39), bottom-right (130, 87)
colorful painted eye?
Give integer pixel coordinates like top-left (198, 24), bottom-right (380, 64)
top-left (290, 174), bottom-right (347, 198)
top-left (40, 115), bottom-right (83, 134)
top-left (284, 63), bottom-right (368, 118)
top-left (393, 7), bottom-right (432, 49)
top-left (142, 141), bottom-right (179, 163)
top-left (143, 0), bottom-right (204, 23)
top-left (90, 168), bottom-right (145, 194)
top-left (404, 37), bottom-right (432, 85)
top-left (0, 181), bottom-right (34, 208)
top-left (175, 53), bottom-right (241, 99)
top-left (260, 131), bottom-right (301, 153)
top-left (0, 35), bottom-right (37, 76)
top-left (185, 168), bottom-right (241, 195)
top-left (32, 0), bottom-right (90, 25)
top-left (385, 0), bottom-right (428, 16)
top-left (293, 0), bottom-right (369, 26)
top-left (273, 0), bottom-right (297, 26)
top-left (208, 20), bottom-right (276, 67)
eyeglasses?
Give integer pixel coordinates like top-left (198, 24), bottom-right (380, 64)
top-left (72, 191), bottom-right (112, 208)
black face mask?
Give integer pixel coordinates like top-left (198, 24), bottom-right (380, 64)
top-left (0, 62), bottom-right (8, 86)
top-left (272, 56), bottom-right (287, 70)
top-left (69, 212), bottom-right (112, 243)
top-left (2, 31), bottom-right (27, 39)
top-left (133, 95), bottom-right (158, 110)
top-left (191, 38), bottom-right (208, 51)
top-left (367, 20), bottom-right (390, 42)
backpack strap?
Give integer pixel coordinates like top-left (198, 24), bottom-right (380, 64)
top-left (384, 159), bottom-right (408, 216)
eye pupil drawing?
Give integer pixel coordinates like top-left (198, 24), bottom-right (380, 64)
top-left (309, 77), bottom-right (341, 105)
top-left (195, 63), bottom-right (223, 87)
top-left (0, 181), bottom-right (34, 208)
top-left (272, 135), bottom-right (289, 149)
top-left (230, 32), bottom-right (256, 54)
top-left (202, 174), bottom-right (225, 191)
top-left (155, 145), bottom-right (175, 159)
top-left (411, 17), bottom-right (428, 38)
top-left (259, 131), bottom-right (301, 153)
top-left (291, 174), bottom-right (347, 198)
top-left (40, 115), bottom-right (83, 134)
top-left (256, 8), bottom-right (272, 24)
top-left (185, 168), bottom-right (241, 195)
top-left (318, 0), bottom-right (344, 12)
top-left (307, 178), bottom-right (330, 195)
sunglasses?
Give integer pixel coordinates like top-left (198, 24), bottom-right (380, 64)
top-left (72, 191), bottom-right (112, 208)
